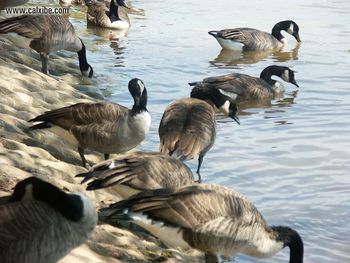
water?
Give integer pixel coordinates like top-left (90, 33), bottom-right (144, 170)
top-left (37, 0), bottom-right (350, 262)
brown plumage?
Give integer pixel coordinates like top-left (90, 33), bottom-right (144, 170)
top-left (29, 78), bottom-right (151, 167)
top-left (0, 15), bottom-right (93, 77)
top-left (0, 0), bottom-right (28, 9)
top-left (100, 184), bottom-right (304, 263)
top-left (159, 87), bottom-right (240, 181)
top-left (208, 20), bottom-right (301, 51)
top-left (189, 65), bottom-right (299, 102)
top-left (76, 151), bottom-right (194, 199)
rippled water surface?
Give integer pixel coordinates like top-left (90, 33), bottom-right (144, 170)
top-left (39, 0), bottom-right (350, 262)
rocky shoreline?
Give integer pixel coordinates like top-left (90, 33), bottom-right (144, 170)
top-left (0, 32), bottom-right (202, 262)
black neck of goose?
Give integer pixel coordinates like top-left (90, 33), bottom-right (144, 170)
top-left (77, 40), bottom-right (90, 73)
top-left (131, 89), bottom-right (148, 115)
top-left (271, 22), bottom-right (285, 42)
top-left (109, 0), bottom-right (120, 22)
top-left (9, 177), bottom-right (84, 222)
top-left (260, 66), bottom-right (283, 86)
top-left (271, 226), bottom-right (304, 263)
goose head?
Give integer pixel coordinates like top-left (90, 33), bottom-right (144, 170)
top-left (260, 65), bottom-right (299, 88)
top-left (129, 78), bottom-right (147, 110)
top-left (8, 177), bottom-right (85, 222)
top-left (272, 20), bottom-right (301, 43)
top-left (191, 86), bottom-right (240, 124)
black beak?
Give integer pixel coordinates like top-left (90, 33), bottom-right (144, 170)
top-left (294, 32), bottom-right (301, 43)
top-left (230, 114), bottom-right (240, 125)
top-left (290, 79), bottom-right (299, 88)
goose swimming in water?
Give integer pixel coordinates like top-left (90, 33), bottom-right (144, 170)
top-left (0, 177), bottom-right (97, 263)
top-left (29, 78), bottom-right (150, 167)
top-left (100, 184), bottom-right (304, 263)
top-left (85, 0), bottom-right (130, 30)
top-left (0, 15), bottom-right (93, 77)
top-left (189, 65), bottom-right (299, 102)
top-left (209, 20), bottom-right (301, 51)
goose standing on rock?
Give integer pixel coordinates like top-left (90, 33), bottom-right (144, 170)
top-left (209, 20), bottom-right (301, 51)
top-left (159, 87), bottom-right (240, 182)
top-left (99, 184), bottom-right (304, 263)
top-left (0, 15), bottom-right (93, 77)
top-left (29, 78), bottom-right (151, 168)
top-left (77, 151), bottom-right (194, 199)
top-left (85, 0), bottom-right (130, 30)
top-left (189, 65), bottom-right (299, 102)
top-left (0, 177), bottom-right (97, 263)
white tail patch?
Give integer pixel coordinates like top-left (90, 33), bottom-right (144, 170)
top-left (216, 38), bottom-right (244, 51)
top-left (129, 212), bottom-right (191, 249)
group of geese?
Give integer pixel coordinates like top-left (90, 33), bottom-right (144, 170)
top-left (0, 1), bottom-right (304, 263)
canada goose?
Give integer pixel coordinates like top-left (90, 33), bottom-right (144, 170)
top-left (0, 0), bottom-right (28, 9)
top-left (0, 177), bottom-right (97, 263)
top-left (209, 20), bottom-right (301, 51)
top-left (85, 0), bottom-right (130, 30)
top-left (159, 87), bottom-right (240, 182)
top-left (99, 184), bottom-right (304, 263)
top-left (76, 151), bottom-right (194, 199)
top-left (29, 78), bottom-right (150, 168)
top-left (189, 65), bottom-right (299, 102)
top-left (0, 15), bottom-right (93, 77)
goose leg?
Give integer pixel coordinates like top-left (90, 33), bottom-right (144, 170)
top-left (78, 147), bottom-right (88, 168)
top-left (40, 53), bottom-right (49, 74)
top-left (205, 253), bottom-right (219, 263)
top-left (104, 153), bottom-right (110, 160)
top-left (196, 155), bottom-right (204, 183)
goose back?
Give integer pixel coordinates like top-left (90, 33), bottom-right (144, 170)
top-left (100, 184), bottom-right (303, 262)
top-left (77, 151), bottom-right (194, 199)
top-left (159, 98), bottom-right (216, 161)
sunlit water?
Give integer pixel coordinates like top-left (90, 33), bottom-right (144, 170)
top-left (30, 0), bottom-right (350, 262)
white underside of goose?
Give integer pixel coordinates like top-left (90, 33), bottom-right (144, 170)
top-left (108, 20), bottom-right (130, 30)
top-left (216, 38), bottom-right (244, 51)
top-left (128, 211), bottom-right (192, 249)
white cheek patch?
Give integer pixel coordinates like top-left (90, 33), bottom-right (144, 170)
top-left (281, 69), bottom-right (290, 82)
top-left (287, 23), bottom-right (294, 35)
top-left (218, 88), bottom-right (237, 100)
top-left (137, 80), bottom-right (145, 94)
top-left (219, 100), bottom-right (230, 116)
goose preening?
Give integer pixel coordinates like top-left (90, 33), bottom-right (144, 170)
top-left (99, 184), bottom-right (304, 263)
top-left (209, 20), bottom-right (301, 51)
top-left (76, 151), bottom-right (194, 199)
top-left (0, 0), bottom-right (28, 9)
top-left (0, 15), bottom-right (93, 77)
top-left (0, 177), bottom-right (97, 263)
top-left (159, 87), bottom-right (240, 182)
top-left (29, 78), bottom-right (150, 167)
top-left (85, 0), bottom-right (130, 30)
top-left (189, 65), bottom-right (299, 102)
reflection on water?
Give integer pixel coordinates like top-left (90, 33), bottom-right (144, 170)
top-left (210, 44), bottom-right (300, 68)
top-left (86, 24), bottom-right (128, 40)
